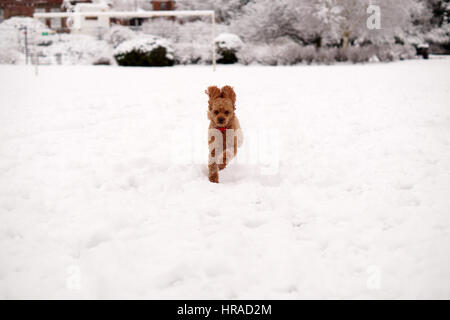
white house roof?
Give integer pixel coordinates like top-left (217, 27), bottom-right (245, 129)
top-left (74, 3), bottom-right (109, 13)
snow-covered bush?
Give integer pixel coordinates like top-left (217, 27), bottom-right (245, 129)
top-left (314, 47), bottom-right (338, 65)
top-left (105, 25), bottom-right (137, 48)
top-left (114, 36), bottom-right (174, 67)
top-left (325, 45), bottom-right (415, 64)
top-left (238, 43), bottom-right (311, 65)
top-left (334, 47), bottom-right (375, 64)
top-left (237, 43), bottom-right (274, 65)
top-left (346, 47), bottom-right (372, 63)
top-left (274, 42), bottom-right (302, 65)
top-left (0, 17), bottom-right (51, 46)
top-left (215, 33), bottom-right (243, 64)
top-left (0, 17), bottom-right (50, 64)
top-left (425, 23), bottom-right (450, 54)
top-left (0, 48), bottom-right (22, 65)
top-left (0, 16), bottom-right (48, 32)
top-left (297, 45), bottom-right (317, 64)
top-left (0, 27), bottom-right (23, 64)
top-left (238, 42), bottom-right (316, 65)
top-left (37, 33), bottom-right (113, 65)
top-left (142, 19), bottom-right (224, 65)
top-left (237, 41), bottom-right (416, 66)
top-left (375, 44), bottom-right (416, 62)
top-left (173, 43), bottom-right (210, 65)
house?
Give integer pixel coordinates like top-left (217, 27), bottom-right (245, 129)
top-left (70, 1), bottom-right (110, 35)
top-left (151, 0), bottom-right (175, 11)
top-left (117, 0), bottom-right (175, 27)
top-left (0, 0), bottom-right (177, 30)
top-left (0, 0), bottom-right (91, 30)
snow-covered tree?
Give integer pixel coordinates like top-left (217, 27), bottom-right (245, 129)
top-left (231, 0), bottom-right (422, 47)
top-left (301, 0), bottom-right (343, 47)
top-left (230, 0), bottom-right (305, 44)
top-left (427, 0), bottom-right (450, 27)
top-left (305, 0), bottom-right (423, 48)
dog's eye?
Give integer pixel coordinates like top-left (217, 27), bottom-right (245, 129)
top-left (225, 111), bottom-right (229, 115)
top-left (214, 111), bottom-right (219, 115)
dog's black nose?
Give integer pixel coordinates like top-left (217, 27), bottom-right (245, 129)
top-left (218, 117), bottom-right (225, 123)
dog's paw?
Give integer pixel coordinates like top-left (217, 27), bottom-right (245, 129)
top-left (209, 175), bottom-right (219, 183)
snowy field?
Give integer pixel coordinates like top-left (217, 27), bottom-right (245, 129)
top-left (0, 58), bottom-right (449, 299)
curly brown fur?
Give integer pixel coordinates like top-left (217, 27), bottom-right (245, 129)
top-left (205, 85), bottom-right (243, 183)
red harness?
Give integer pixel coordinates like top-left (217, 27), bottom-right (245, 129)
top-left (215, 127), bottom-right (228, 133)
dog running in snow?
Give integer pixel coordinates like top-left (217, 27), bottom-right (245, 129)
top-left (206, 85), bottom-right (243, 183)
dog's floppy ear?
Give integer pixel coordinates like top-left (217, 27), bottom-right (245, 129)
top-left (206, 86), bottom-right (221, 110)
top-left (221, 86), bottom-right (236, 108)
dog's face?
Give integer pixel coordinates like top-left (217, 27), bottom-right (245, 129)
top-left (210, 98), bottom-right (235, 127)
top-left (206, 86), bottom-right (236, 127)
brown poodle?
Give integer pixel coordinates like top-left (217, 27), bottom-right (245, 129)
top-left (206, 85), bottom-right (243, 183)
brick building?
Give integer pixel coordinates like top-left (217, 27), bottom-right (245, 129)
top-left (125, 1), bottom-right (176, 26)
top-left (0, 1), bottom-right (176, 28)
top-left (0, 1), bottom-right (90, 28)
top-left (151, 0), bottom-right (175, 11)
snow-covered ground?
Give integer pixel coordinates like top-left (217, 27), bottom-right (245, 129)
top-left (0, 58), bottom-right (449, 299)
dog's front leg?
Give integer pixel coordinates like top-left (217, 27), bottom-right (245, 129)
top-left (208, 131), bottom-right (222, 183)
top-left (218, 149), bottom-right (232, 170)
top-left (209, 146), bottom-right (219, 183)
top-left (208, 162), bottom-right (219, 183)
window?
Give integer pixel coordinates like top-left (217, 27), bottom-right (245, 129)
top-left (160, 2), bottom-right (167, 10)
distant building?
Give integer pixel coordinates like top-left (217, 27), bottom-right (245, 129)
top-left (0, 0), bottom-right (177, 29)
top-left (0, 1), bottom-right (91, 29)
top-left (70, 1), bottom-right (110, 35)
top-left (151, 0), bottom-right (175, 11)
top-left (121, 1), bottom-right (176, 27)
